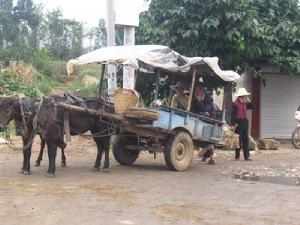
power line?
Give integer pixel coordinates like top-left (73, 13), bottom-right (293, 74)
top-left (0, 10), bottom-right (35, 13)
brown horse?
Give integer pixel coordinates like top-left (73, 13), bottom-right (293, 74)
top-left (33, 96), bottom-right (67, 167)
top-left (0, 95), bottom-right (66, 175)
top-left (37, 96), bottom-right (113, 177)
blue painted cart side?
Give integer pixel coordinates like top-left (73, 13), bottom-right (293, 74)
top-left (151, 106), bottom-right (224, 144)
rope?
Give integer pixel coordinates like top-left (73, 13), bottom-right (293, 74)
top-left (19, 99), bottom-right (28, 134)
top-left (2, 125), bottom-right (38, 151)
top-left (69, 123), bottom-right (116, 139)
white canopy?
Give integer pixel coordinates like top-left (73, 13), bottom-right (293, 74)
top-left (67, 45), bottom-right (240, 82)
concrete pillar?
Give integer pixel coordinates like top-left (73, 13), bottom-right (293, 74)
top-left (123, 26), bottom-right (135, 89)
top-left (106, 0), bottom-right (117, 99)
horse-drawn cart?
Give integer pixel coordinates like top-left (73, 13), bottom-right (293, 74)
top-left (64, 45), bottom-right (240, 171)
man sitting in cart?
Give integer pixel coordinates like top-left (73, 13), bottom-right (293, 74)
top-left (191, 83), bottom-right (215, 118)
top-left (170, 81), bottom-right (189, 110)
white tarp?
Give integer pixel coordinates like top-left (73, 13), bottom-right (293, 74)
top-left (67, 45), bottom-right (240, 82)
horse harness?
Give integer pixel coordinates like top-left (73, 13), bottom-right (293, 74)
top-left (0, 95), bottom-right (33, 134)
top-left (1, 95), bottom-right (36, 151)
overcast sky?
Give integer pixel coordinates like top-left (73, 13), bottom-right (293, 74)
top-left (34, 0), bottom-right (148, 27)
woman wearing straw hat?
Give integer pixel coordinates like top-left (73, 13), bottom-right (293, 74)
top-left (231, 88), bottom-right (254, 161)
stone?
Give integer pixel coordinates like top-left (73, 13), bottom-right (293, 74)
top-left (222, 124), bottom-right (257, 151)
top-left (0, 138), bottom-right (6, 145)
top-left (233, 170), bottom-right (259, 181)
top-left (258, 138), bottom-right (280, 150)
top-left (248, 135), bottom-right (258, 151)
top-left (222, 124), bottom-right (240, 150)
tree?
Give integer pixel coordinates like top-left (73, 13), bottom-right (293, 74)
top-left (40, 9), bottom-right (85, 60)
top-left (0, 0), bottom-right (42, 63)
top-left (87, 19), bottom-right (125, 51)
top-left (137, 0), bottom-right (300, 75)
top-left (93, 18), bottom-right (107, 49)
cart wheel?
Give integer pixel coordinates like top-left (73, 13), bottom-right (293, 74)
top-left (292, 127), bottom-right (300, 149)
top-left (112, 135), bottom-right (139, 165)
top-left (164, 131), bottom-right (193, 171)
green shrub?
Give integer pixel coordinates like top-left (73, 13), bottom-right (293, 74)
top-left (51, 60), bottom-right (68, 77)
top-left (78, 65), bottom-right (101, 79)
top-left (32, 49), bottom-right (54, 78)
top-left (79, 83), bottom-right (99, 97)
top-left (0, 72), bottom-right (43, 98)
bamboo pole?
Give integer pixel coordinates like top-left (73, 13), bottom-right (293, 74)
top-left (64, 111), bottom-right (71, 142)
top-left (56, 102), bottom-right (124, 122)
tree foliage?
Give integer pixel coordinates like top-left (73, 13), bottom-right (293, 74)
top-left (40, 9), bottom-right (84, 60)
top-left (87, 19), bottom-right (107, 51)
top-left (0, 0), bottom-right (42, 63)
top-left (137, 0), bottom-right (300, 75)
top-left (0, 61), bottom-right (43, 97)
top-left (86, 19), bottom-right (126, 51)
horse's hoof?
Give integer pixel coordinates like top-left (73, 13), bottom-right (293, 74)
top-left (23, 170), bottom-right (30, 175)
top-left (34, 162), bottom-right (40, 167)
top-left (61, 162), bottom-right (66, 168)
top-left (208, 160), bottom-right (215, 165)
top-left (102, 168), bottom-right (110, 173)
top-left (45, 172), bottom-right (55, 178)
top-left (92, 167), bottom-right (100, 172)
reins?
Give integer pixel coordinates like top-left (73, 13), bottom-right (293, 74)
top-left (65, 98), bottom-right (117, 139)
top-left (1, 95), bottom-right (38, 151)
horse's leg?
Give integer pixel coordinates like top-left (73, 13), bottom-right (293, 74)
top-left (35, 137), bottom-right (45, 167)
top-left (20, 149), bottom-right (26, 174)
top-left (46, 142), bottom-right (57, 178)
top-left (22, 136), bottom-right (32, 175)
top-left (19, 135), bottom-right (27, 173)
top-left (102, 137), bottom-right (110, 172)
top-left (60, 147), bottom-right (66, 167)
top-left (92, 138), bottom-right (102, 172)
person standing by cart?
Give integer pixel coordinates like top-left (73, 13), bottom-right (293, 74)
top-left (231, 88), bottom-right (254, 161)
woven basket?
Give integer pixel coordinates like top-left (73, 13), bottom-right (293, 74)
top-left (114, 88), bottom-right (139, 114)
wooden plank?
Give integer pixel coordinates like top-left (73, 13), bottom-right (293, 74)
top-left (64, 110), bottom-right (71, 142)
top-left (121, 125), bottom-right (168, 140)
top-left (187, 69), bottom-right (196, 112)
top-left (56, 102), bottom-right (124, 122)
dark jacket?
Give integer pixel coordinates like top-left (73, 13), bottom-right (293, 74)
top-left (191, 94), bottom-right (215, 118)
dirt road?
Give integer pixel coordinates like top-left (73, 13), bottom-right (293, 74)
top-left (0, 136), bottom-right (300, 225)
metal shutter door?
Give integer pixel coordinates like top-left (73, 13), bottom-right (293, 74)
top-left (260, 75), bottom-right (300, 138)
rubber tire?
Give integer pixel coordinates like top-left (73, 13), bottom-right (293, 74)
top-left (292, 127), bottom-right (300, 149)
top-left (164, 131), bottom-right (194, 171)
top-left (112, 135), bottom-right (139, 165)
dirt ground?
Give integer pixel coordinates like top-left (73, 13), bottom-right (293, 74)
top-left (0, 136), bottom-right (300, 225)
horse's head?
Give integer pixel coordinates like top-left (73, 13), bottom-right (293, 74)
top-left (0, 96), bottom-right (19, 131)
top-left (39, 96), bottom-right (56, 113)
top-left (38, 96), bottom-right (58, 120)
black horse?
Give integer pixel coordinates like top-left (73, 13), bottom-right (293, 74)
top-left (36, 96), bottom-right (113, 177)
top-left (0, 95), bottom-right (66, 175)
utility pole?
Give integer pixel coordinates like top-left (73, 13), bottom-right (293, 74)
top-left (106, 0), bottom-right (116, 99)
top-left (115, 0), bottom-right (140, 90)
top-left (123, 26), bottom-right (135, 89)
